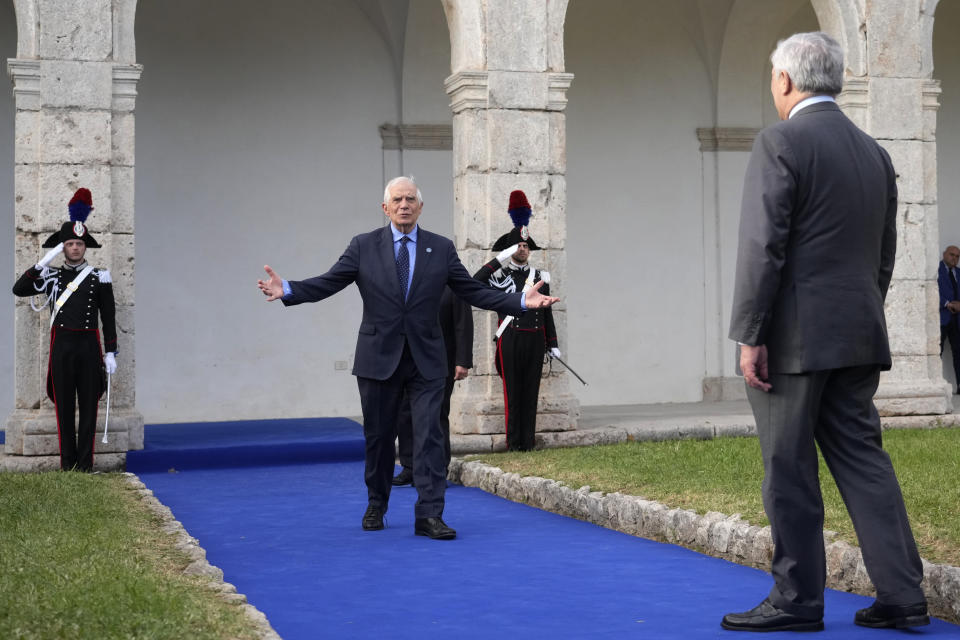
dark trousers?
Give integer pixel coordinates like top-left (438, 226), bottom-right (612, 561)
top-left (397, 372), bottom-right (455, 472)
top-left (497, 329), bottom-right (545, 451)
top-left (49, 329), bottom-right (102, 471)
top-left (357, 342), bottom-right (446, 519)
top-left (941, 321), bottom-right (960, 390)
top-left (746, 365), bottom-right (925, 619)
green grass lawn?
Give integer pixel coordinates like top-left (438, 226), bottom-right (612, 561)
top-left (470, 427), bottom-right (960, 567)
top-left (0, 472), bottom-right (260, 640)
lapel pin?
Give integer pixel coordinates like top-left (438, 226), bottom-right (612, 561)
top-left (426, 247), bottom-right (432, 253)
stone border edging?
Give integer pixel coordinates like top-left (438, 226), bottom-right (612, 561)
top-left (122, 473), bottom-right (282, 640)
top-left (450, 419), bottom-right (757, 456)
top-left (448, 458), bottom-right (960, 624)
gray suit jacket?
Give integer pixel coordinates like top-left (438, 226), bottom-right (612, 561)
top-left (728, 102), bottom-right (898, 373)
top-left (284, 225), bottom-right (522, 381)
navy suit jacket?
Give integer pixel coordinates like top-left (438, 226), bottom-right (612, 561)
top-left (938, 260), bottom-right (958, 327)
top-left (283, 225), bottom-right (523, 381)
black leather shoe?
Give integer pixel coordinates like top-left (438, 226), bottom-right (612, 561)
top-left (361, 505), bottom-right (385, 531)
top-left (721, 599), bottom-right (823, 632)
top-left (392, 468), bottom-right (413, 486)
top-left (854, 600), bottom-right (929, 628)
top-left (414, 517), bottom-right (456, 540)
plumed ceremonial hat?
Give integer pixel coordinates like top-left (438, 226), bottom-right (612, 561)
top-left (42, 188), bottom-right (101, 248)
top-left (491, 189), bottom-right (540, 251)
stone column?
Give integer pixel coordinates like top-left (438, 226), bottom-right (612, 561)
top-left (4, 0), bottom-right (143, 471)
top-left (443, 0), bottom-right (579, 448)
top-left (828, 0), bottom-right (951, 414)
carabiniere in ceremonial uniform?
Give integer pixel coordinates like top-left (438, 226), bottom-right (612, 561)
top-left (12, 188), bottom-right (117, 471)
top-left (473, 190), bottom-right (559, 451)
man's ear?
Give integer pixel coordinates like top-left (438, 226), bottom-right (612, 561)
top-left (776, 69), bottom-right (792, 96)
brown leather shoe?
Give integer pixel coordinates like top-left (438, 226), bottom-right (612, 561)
top-left (414, 517), bottom-right (456, 540)
top-left (721, 599), bottom-right (823, 632)
top-left (361, 504), bottom-right (385, 531)
top-left (854, 601), bottom-right (929, 628)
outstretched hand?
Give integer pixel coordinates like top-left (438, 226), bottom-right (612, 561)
top-left (257, 265), bottom-right (285, 302)
top-left (524, 279), bottom-right (559, 309)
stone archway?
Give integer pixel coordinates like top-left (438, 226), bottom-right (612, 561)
top-left (822, 0), bottom-right (949, 414)
top-left (931, 0), bottom-right (960, 386)
top-left (704, 0), bottom-right (950, 414)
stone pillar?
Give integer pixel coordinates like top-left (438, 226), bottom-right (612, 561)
top-left (829, 0), bottom-right (951, 414)
top-left (442, 0), bottom-right (579, 447)
top-left (4, 0), bottom-right (143, 471)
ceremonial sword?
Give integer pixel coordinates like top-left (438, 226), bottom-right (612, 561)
top-left (102, 372), bottom-right (111, 444)
top-left (549, 353), bottom-right (588, 386)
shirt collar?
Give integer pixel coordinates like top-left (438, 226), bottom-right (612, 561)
top-left (390, 223), bottom-right (418, 244)
top-left (789, 95), bottom-right (836, 119)
top-left (62, 261), bottom-right (88, 272)
top-left (508, 260), bottom-right (530, 271)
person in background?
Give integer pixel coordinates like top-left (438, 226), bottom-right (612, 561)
top-left (937, 245), bottom-right (960, 393)
top-left (392, 286), bottom-right (473, 486)
top-left (473, 190), bottom-right (559, 452)
top-left (13, 188), bottom-right (117, 472)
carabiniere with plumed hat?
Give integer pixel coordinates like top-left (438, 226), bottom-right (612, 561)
top-left (472, 189), bottom-right (561, 452)
top-left (12, 188), bottom-right (118, 472)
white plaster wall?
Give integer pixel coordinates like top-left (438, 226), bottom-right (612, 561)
top-left (564, 1), bottom-right (717, 405)
top-left (714, 2), bottom-right (819, 379)
top-left (1, 3), bottom-right (16, 422)
top-left (403, 150), bottom-right (454, 239)
top-left (563, 0), bottom-right (818, 406)
top-left (934, 0), bottom-right (960, 385)
top-left (135, 0), bottom-right (402, 423)
top-left (401, 0), bottom-right (454, 240)
top-left (404, 0), bottom-right (454, 125)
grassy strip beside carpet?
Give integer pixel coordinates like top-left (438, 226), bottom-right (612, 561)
top-left (0, 472), bottom-right (261, 640)
top-left (471, 427), bottom-right (960, 567)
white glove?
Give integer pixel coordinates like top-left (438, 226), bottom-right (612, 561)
top-left (549, 348), bottom-right (562, 359)
top-left (496, 244), bottom-right (519, 264)
top-left (104, 352), bottom-right (117, 375)
top-left (37, 243), bottom-right (64, 269)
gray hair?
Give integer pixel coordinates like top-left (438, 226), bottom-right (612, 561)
top-left (383, 176), bottom-right (423, 205)
top-left (770, 32), bottom-right (844, 95)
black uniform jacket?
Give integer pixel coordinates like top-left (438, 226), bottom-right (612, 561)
top-left (473, 258), bottom-right (558, 348)
top-left (13, 263), bottom-right (117, 398)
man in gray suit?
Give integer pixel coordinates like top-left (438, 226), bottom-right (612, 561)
top-left (258, 177), bottom-right (558, 540)
top-left (724, 32), bottom-right (928, 631)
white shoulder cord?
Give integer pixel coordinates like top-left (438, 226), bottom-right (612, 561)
top-left (495, 263), bottom-right (537, 339)
top-left (29, 266), bottom-right (60, 313)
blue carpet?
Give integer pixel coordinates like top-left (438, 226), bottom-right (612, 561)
top-left (127, 417), bottom-right (363, 472)
top-left (131, 420), bottom-right (960, 639)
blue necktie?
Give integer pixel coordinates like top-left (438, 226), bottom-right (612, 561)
top-left (396, 236), bottom-right (410, 299)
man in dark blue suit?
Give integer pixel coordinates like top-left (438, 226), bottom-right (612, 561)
top-left (258, 177), bottom-right (559, 539)
top-left (938, 245), bottom-right (960, 393)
